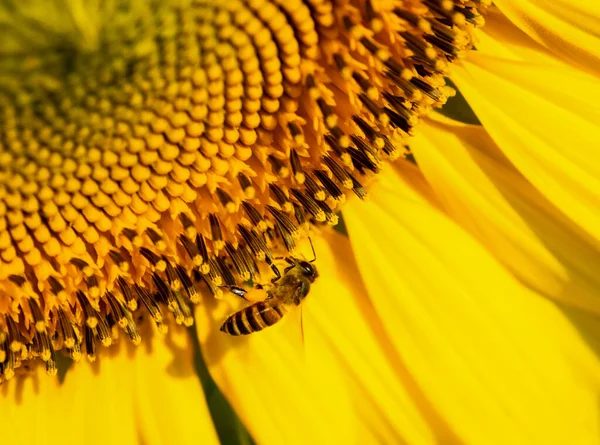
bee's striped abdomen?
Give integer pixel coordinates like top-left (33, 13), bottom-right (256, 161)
top-left (220, 301), bottom-right (286, 336)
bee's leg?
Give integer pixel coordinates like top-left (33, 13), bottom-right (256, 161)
top-left (293, 280), bottom-right (310, 305)
top-left (264, 256), bottom-right (282, 284)
top-left (272, 258), bottom-right (294, 283)
top-left (222, 285), bottom-right (249, 301)
top-left (269, 263), bottom-right (282, 283)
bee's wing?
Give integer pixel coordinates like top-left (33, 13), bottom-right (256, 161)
top-left (275, 302), bottom-right (305, 358)
top-left (300, 305), bottom-right (304, 345)
top-left (288, 281), bottom-right (307, 353)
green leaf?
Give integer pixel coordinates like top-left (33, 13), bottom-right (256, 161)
top-left (189, 326), bottom-right (256, 445)
top-left (55, 353), bottom-right (74, 385)
top-left (334, 212), bottom-right (348, 237)
top-left (437, 78), bottom-right (481, 125)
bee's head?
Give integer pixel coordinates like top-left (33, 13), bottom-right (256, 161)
top-left (297, 260), bottom-right (318, 282)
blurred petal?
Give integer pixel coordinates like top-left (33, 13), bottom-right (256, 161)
top-left (471, 8), bottom-right (600, 124)
top-left (412, 115), bottom-right (563, 288)
top-left (471, 8), bottom-right (562, 66)
top-left (452, 28), bottom-right (600, 244)
top-left (195, 274), bottom-right (357, 445)
top-left (344, 165), bottom-right (600, 444)
top-left (412, 114), bottom-right (600, 314)
top-left (308, 230), bottom-right (443, 444)
top-left (0, 326), bottom-right (218, 445)
top-left (0, 349), bottom-right (137, 445)
top-left (133, 326), bottom-right (220, 445)
top-left (493, 0), bottom-right (600, 76)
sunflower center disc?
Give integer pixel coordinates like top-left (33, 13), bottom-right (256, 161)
top-left (0, 0), bottom-right (486, 381)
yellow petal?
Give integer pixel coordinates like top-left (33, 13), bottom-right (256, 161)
top-left (411, 115), bottom-right (563, 288)
top-left (0, 349), bottom-right (137, 445)
top-left (494, 0), bottom-right (600, 76)
top-left (472, 8), bottom-right (600, 124)
top-left (344, 165), bottom-right (600, 444)
top-left (470, 8), bottom-right (561, 66)
top-left (195, 266), bottom-right (357, 445)
top-left (133, 325), bottom-right (220, 445)
top-left (412, 114), bottom-right (600, 314)
top-left (452, 49), bottom-right (600, 245)
top-left (0, 326), bottom-right (218, 445)
top-left (308, 230), bottom-right (442, 444)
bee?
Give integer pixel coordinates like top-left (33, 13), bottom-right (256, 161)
top-left (220, 256), bottom-right (318, 336)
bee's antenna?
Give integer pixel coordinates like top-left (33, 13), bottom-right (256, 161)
top-left (308, 236), bottom-right (316, 263)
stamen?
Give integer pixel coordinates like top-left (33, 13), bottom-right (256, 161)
top-left (290, 189), bottom-right (327, 223)
top-left (209, 214), bottom-right (225, 251)
top-left (290, 149), bottom-right (305, 184)
top-left (106, 291), bottom-right (128, 328)
top-left (28, 299), bottom-right (46, 334)
top-left (267, 206), bottom-right (301, 251)
top-left (195, 234), bottom-right (211, 274)
top-left (293, 203), bottom-right (308, 228)
top-left (303, 174), bottom-right (327, 202)
top-left (237, 225), bottom-right (270, 262)
top-left (164, 259), bottom-right (182, 291)
top-left (316, 200), bottom-right (338, 225)
top-left (57, 308), bottom-right (78, 351)
top-left (268, 156), bottom-right (290, 178)
top-left (69, 258), bottom-right (94, 278)
top-left (322, 156), bottom-right (354, 190)
top-left (95, 315), bottom-right (112, 348)
top-left (242, 202), bottom-right (268, 232)
top-left (48, 277), bottom-right (68, 303)
top-left (216, 257), bottom-right (237, 287)
top-left (6, 316), bottom-right (22, 354)
top-left (76, 291), bottom-right (99, 329)
top-left (146, 228), bottom-right (167, 252)
top-left (109, 250), bottom-right (130, 272)
top-left (135, 285), bottom-right (168, 334)
top-left (86, 275), bottom-right (101, 299)
top-left (216, 188), bottom-right (237, 214)
top-left (153, 273), bottom-right (187, 326)
top-left (225, 242), bottom-right (251, 282)
top-left (140, 247), bottom-right (167, 272)
top-left (118, 277), bottom-right (138, 312)
top-left (180, 235), bottom-right (203, 268)
top-left (84, 325), bottom-right (97, 362)
top-left (176, 264), bottom-right (200, 304)
top-left (324, 134), bottom-right (351, 167)
top-left (237, 173), bottom-right (256, 199)
top-left (206, 258), bottom-right (224, 287)
top-left (179, 213), bottom-right (197, 240)
top-left (269, 184), bottom-right (293, 213)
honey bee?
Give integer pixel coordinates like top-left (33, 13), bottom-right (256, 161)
top-left (220, 256), bottom-right (318, 336)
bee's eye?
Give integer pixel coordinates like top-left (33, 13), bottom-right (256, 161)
top-left (299, 261), bottom-right (314, 277)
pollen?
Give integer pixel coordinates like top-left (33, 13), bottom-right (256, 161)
top-left (0, 0), bottom-right (485, 381)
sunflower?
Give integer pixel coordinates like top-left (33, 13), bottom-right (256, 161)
top-left (1, 0), bottom-right (600, 444)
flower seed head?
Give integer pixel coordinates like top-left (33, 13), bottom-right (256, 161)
top-left (0, 0), bottom-right (485, 381)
